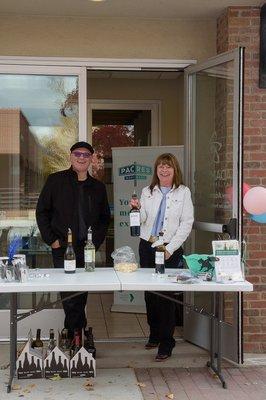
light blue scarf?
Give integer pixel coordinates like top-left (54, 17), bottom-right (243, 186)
top-left (151, 186), bottom-right (171, 236)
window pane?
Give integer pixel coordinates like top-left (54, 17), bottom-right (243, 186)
top-left (194, 60), bottom-right (234, 227)
top-left (91, 110), bottom-right (151, 266)
top-left (0, 74), bottom-right (79, 308)
top-left (193, 60), bottom-right (234, 254)
top-left (192, 60), bottom-right (236, 316)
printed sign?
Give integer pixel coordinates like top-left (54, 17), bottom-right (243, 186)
top-left (112, 146), bottom-right (184, 312)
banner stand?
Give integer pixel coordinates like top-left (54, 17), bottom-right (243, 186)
top-left (111, 146), bottom-right (184, 313)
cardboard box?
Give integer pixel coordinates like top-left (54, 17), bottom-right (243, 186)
top-left (16, 340), bottom-right (43, 379)
top-left (44, 346), bottom-right (70, 378)
top-left (16, 330), bottom-right (96, 380)
top-left (70, 347), bottom-right (96, 378)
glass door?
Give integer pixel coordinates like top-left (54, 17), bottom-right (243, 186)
top-left (184, 48), bottom-right (244, 363)
top-left (0, 65), bottom-right (87, 339)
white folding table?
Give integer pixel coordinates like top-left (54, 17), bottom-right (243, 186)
top-left (0, 267), bottom-right (253, 392)
top-left (0, 268), bottom-right (120, 393)
top-left (115, 268), bottom-right (253, 292)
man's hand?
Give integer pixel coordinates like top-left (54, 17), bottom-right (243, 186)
top-left (130, 198), bottom-right (141, 209)
top-left (51, 239), bottom-right (60, 249)
top-left (165, 250), bottom-right (171, 260)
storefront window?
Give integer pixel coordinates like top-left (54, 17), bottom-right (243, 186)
top-left (192, 60), bottom-right (236, 318)
top-left (193, 60), bottom-right (234, 253)
top-left (0, 73), bottom-right (79, 308)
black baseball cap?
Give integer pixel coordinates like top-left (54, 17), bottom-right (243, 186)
top-left (70, 141), bottom-right (94, 154)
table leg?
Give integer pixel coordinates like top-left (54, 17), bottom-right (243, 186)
top-left (7, 293), bottom-right (17, 393)
top-left (209, 292), bottom-right (215, 367)
top-left (206, 292), bottom-right (227, 389)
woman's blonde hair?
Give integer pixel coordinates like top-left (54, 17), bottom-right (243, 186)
top-left (149, 153), bottom-right (183, 193)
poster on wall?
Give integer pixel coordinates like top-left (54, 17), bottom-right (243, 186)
top-left (111, 145), bottom-right (184, 313)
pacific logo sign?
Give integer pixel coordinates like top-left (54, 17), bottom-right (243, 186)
top-left (119, 162), bottom-right (152, 181)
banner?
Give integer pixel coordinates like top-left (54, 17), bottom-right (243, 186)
top-left (111, 146), bottom-right (184, 313)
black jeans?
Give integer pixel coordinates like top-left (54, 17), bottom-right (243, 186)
top-left (139, 238), bottom-right (183, 355)
top-left (52, 245), bottom-right (88, 337)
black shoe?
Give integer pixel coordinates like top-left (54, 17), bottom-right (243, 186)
top-left (155, 352), bottom-right (171, 362)
top-left (145, 341), bottom-right (159, 350)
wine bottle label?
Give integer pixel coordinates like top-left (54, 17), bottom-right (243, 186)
top-left (130, 212), bottom-right (140, 227)
top-left (85, 249), bottom-right (95, 263)
top-left (64, 260), bottom-right (76, 271)
top-left (155, 251), bottom-right (164, 265)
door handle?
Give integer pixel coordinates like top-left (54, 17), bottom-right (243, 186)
top-left (222, 218), bottom-right (237, 239)
top-left (194, 218), bottom-right (237, 239)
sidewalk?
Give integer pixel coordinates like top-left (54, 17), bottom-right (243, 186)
top-left (135, 366), bottom-right (266, 400)
top-left (1, 342), bottom-right (265, 399)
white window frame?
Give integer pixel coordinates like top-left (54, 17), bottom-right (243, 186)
top-left (0, 56), bottom-right (195, 69)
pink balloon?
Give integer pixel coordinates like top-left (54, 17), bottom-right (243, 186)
top-left (243, 186), bottom-right (266, 215)
top-left (226, 183), bottom-right (251, 205)
top-left (243, 183), bottom-right (251, 196)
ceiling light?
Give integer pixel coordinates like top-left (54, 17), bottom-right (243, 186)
top-left (89, 0), bottom-right (107, 2)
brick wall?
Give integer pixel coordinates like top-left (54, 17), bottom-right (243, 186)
top-left (217, 6), bottom-right (266, 353)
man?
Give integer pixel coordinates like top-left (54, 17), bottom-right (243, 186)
top-left (36, 141), bottom-right (110, 338)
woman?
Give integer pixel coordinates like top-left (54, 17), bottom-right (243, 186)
top-left (131, 153), bottom-right (194, 361)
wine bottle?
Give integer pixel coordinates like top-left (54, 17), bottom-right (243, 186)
top-left (76, 353), bottom-right (83, 371)
top-left (36, 359), bottom-right (42, 375)
top-left (17, 360), bottom-right (23, 375)
top-left (46, 329), bottom-right (56, 356)
top-left (89, 359), bottom-right (95, 377)
top-left (29, 355), bottom-right (37, 372)
top-left (50, 352), bottom-right (57, 372)
top-left (63, 359), bottom-right (68, 375)
top-left (71, 330), bottom-right (81, 357)
top-left (60, 329), bottom-right (70, 357)
top-left (58, 355), bottom-right (64, 370)
top-left (32, 328), bottom-right (44, 349)
top-left (23, 352), bottom-right (30, 371)
top-left (84, 227), bottom-right (95, 272)
top-left (155, 232), bottom-right (165, 274)
top-left (130, 192), bottom-right (140, 236)
top-left (45, 359), bottom-right (50, 374)
top-left (64, 228), bottom-right (76, 274)
top-left (84, 327), bottom-right (96, 359)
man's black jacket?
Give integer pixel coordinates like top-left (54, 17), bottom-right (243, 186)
top-left (36, 168), bottom-right (111, 250)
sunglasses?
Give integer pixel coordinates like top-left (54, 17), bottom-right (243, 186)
top-left (72, 151), bottom-right (92, 159)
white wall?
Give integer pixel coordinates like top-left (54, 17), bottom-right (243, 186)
top-left (0, 16), bottom-right (216, 60)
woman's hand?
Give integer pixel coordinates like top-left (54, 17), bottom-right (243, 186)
top-left (51, 239), bottom-right (60, 249)
top-left (165, 250), bottom-right (171, 260)
top-left (130, 198), bottom-right (141, 209)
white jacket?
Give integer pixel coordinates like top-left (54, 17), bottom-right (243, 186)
top-left (140, 184), bottom-right (194, 255)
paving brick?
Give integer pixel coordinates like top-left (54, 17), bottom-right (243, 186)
top-left (161, 368), bottom-right (189, 400)
top-left (148, 368), bottom-right (171, 400)
top-left (135, 367), bottom-right (266, 400)
top-left (135, 368), bottom-right (158, 400)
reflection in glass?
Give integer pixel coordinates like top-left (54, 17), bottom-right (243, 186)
top-left (0, 74), bottom-right (79, 309)
top-left (192, 61), bottom-right (236, 316)
top-left (194, 60), bottom-right (234, 227)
